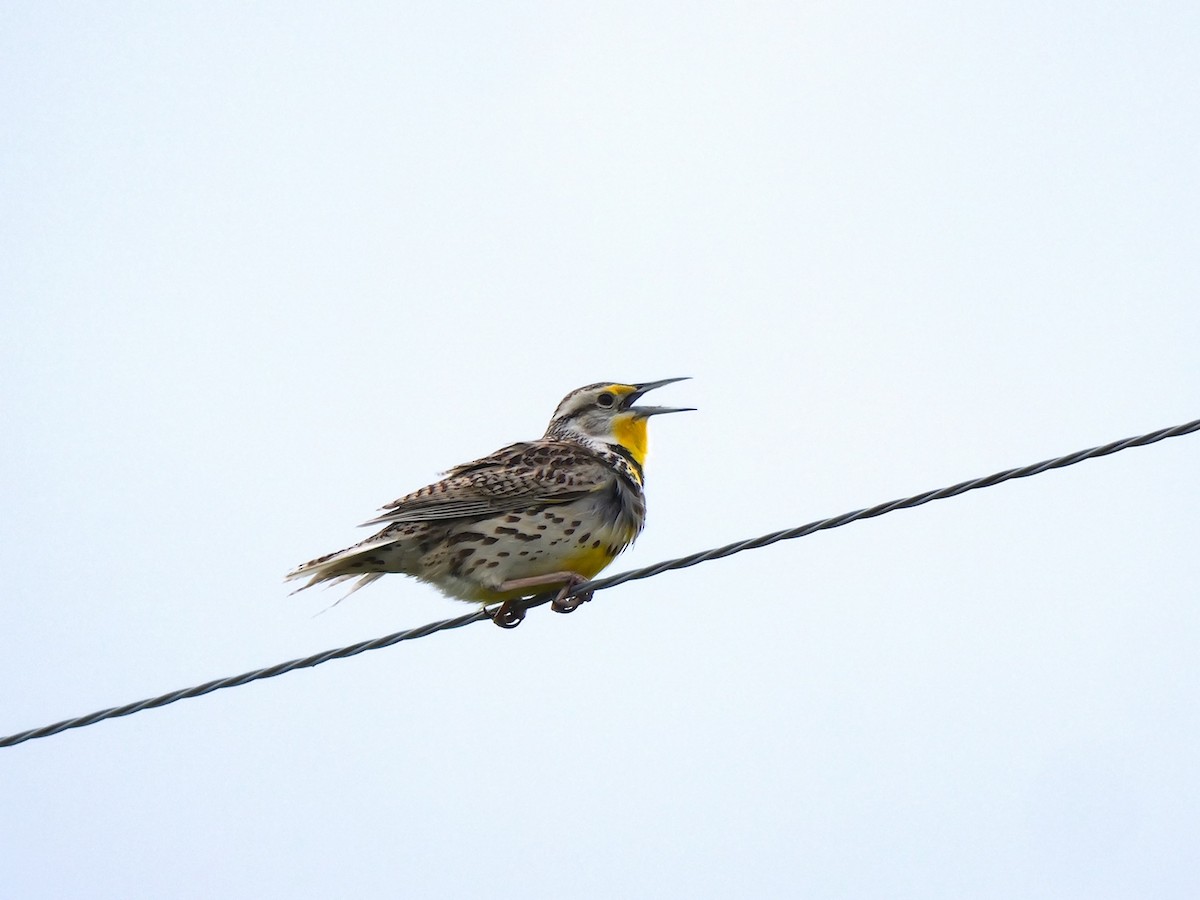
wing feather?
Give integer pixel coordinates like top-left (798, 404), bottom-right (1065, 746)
top-left (359, 441), bottom-right (613, 527)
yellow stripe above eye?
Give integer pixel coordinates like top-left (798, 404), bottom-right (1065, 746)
top-left (600, 383), bottom-right (636, 398)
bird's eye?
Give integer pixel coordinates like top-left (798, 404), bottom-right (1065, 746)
top-left (597, 392), bottom-right (616, 408)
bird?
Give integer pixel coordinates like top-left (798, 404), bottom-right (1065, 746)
top-left (286, 378), bottom-right (692, 627)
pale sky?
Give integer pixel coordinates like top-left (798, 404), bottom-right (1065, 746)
top-left (3, 3), bottom-right (1198, 898)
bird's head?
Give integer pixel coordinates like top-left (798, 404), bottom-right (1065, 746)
top-left (544, 378), bottom-right (693, 467)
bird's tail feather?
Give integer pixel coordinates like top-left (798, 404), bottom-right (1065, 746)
top-left (285, 539), bottom-right (397, 597)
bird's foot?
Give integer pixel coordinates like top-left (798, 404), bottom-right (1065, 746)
top-left (491, 598), bottom-right (526, 629)
top-left (550, 574), bottom-right (593, 614)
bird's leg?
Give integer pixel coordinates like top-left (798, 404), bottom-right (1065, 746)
top-left (494, 571), bottom-right (594, 615)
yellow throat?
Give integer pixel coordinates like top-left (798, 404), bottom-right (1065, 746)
top-left (612, 413), bottom-right (649, 468)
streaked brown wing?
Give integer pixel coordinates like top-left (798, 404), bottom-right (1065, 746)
top-left (360, 442), bottom-right (613, 526)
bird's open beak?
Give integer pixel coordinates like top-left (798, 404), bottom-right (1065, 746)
top-left (624, 377), bottom-right (695, 417)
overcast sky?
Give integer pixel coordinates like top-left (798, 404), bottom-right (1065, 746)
top-left (3, 3), bottom-right (1198, 898)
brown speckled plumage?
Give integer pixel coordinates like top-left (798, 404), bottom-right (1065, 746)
top-left (286, 380), bottom-right (690, 607)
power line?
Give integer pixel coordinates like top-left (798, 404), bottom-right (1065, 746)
top-left (575, 416), bottom-right (1200, 596)
top-left (2, 416), bottom-right (1197, 749)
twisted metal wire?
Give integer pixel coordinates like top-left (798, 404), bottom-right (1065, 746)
top-left (0, 608), bottom-right (493, 749)
top-left (3, 416), bottom-right (1197, 749)
top-left (573, 416), bottom-right (1200, 597)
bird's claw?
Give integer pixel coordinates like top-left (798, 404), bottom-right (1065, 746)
top-left (551, 578), bottom-right (593, 614)
top-left (491, 599), bottom-right (526, 629)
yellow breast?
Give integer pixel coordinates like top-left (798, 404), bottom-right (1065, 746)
top-left (465, 520), bottom-right (635, 603)
top-left (558, 540), bottom-right (623, 580)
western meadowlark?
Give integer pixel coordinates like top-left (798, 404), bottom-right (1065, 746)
top-left (286, 379), bottom-right (692, 626)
